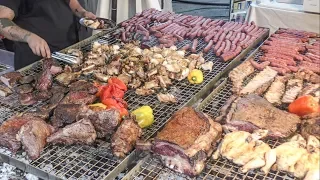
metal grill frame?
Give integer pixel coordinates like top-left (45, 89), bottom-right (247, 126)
top-left (0, 22), bottom-right (269, 180)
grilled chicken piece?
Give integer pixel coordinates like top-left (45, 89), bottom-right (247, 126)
top-left (107, 58), bottom-right (121, 75)
top-left (67, 49), bottom-right (83, 62)
top-left (136, 107), bottom-right (222, 177)
top-left (261, 135), bottom-right (319, 180)
top-left (144, 80), bottom-right (159, 89)
top-left (60, 91), bottom-right (97, 105)
top-left (15, 84), bottom-right (34, 94)
top-left (157, 93), bottom-right (177, 103)
top-left (111, 116), bottom-right (142, 158)
top-left (135, 88), bottom-right (155, 96)
top-left (35, 69), bottom-right (53, 91)
top-left (295, 69), bottom-right (320, 84)
top-left (68, 80), bottom-right (98, 95)
top-left (0, 115), bottom-right (41, 153)
top-left (129, 78), bottom-right (142, 89)
top-left (42, 58), bottom-right (62, 75)
top-left (299, 83), bottom-right (320, 97)
top-left (17, 120), bottom-right (54, 160)
top-left (213, 130), bottom-right (270, 173)
top-left (228, 60), bottom-right (255, 94)
top-left (201, 61), bottom-right (214, 71)
top-left (94, 73), bottom-right (110, 82)
top-left (51, 104), bottom-right (83, 128)
top-left (282, 79), bottom-right (303, 103)
top-left (19, 75), bottom-right (34, 84)
top-left (0, 72), bottom-right (22, 88)
top-left (47, 118), bottom-right (96, 145)
top-left (0, 85), bottom-right (12, 97)
top-left (176, 68), bottom-right (190, 81)
top-left (55, 72), bottom-right (79, 86)
top-left (117, 73), bottom-right (131, 85)
top-left (19, 93), bottom-right (37, 106)
top-left (264, 76), bottom-right (287, 105)
top-left (222, 94), bottom-right (301, 138)
top-left (157, 75), bottom-right (172, 88)
top-left (240, 67), bottom-right (277, 95)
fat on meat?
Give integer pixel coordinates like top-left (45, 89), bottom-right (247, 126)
top-left (264, 76), bottom-right (288, 105)
top-left (228, 60), bottom-right (255, 94)
top-left (282, 79), bottom-right (303, 103)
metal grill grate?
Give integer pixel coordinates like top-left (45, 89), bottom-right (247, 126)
top-left (125, 80), bottom-right (296, 180)
top-left (0, 24), bottom-right (267, 179)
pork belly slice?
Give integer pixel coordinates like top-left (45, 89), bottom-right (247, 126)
top-left (240, 66), bottom-right (278, 95)
top-left (47, 118), bottom-right (96, 145)
top-left (221, 94), bottom-right (301, 138)
top-left (17, 120), bottom-right (54, 160)
top-left (228, 60), bottom-right (255, 94)
top-left (299, 83), bottom-right (320, 98)
top-left (282, 78), bottom-right (303, 103)
top-left (136, 107), bottom-right (222, 177)
top-left (264, 76), bottom-right (287, 105)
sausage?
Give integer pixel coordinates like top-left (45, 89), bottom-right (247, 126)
top-left (202, 19), bottom-right (212, 27)
top-left (232, 23), bottom-right (242, 31)
top-left (203, 40), bottom-right (214, 53)
top-left (288, 66), bottom-right (299, 72)
top-left (230, 43), bottom-right (237, 51)
top-left (226, 22), bottom-right (238, 32)
top-left (153, 31), bottom-right (163, 38)
top-left (216, 41), bottom-right (226, 56)
top-left (222, 22), bottom-right (233, 29)
top-left (223, 40), bottom-right (231, 53)
top-left (181, 44), bottom-right (190, 51)
top-left (204, 32), bottom-right (217, 43)
top-left (250, 59), bottom-right (270, 70)
top-left (234, 24), bottom-right (246, 32)
top-left (190, 16), bottom-right (204, 26)
top-left (225, 31), bottom-right (233, 40)
top-left (229, 33), bottom-right (236, 41)
top-left (197, 29), bottom-right (204, 37)
top-left (191, 39), bottom-right (198, 53)
top-left (251, 28), bottom-right (264, 37)
top-left (214, 40), bottom-right (223, 52)
top-left (158, 38), bottom-right (174, 44)
top-left (173, 34), bottom-right (184, 42)
top-left (239, 35), bottom-right (251, 46)
top-left (239, 33), bottom-right (246, 42)
top-left (232, 32), bottom-right (241, 44)
top-left (189, 28), bottom-right (201, 39)
top-left (219, 32), bottom-right (227, 41)
top-left (213, 29), bottom-right (224, 43)
top-left (270, 67), bottom-right (287, 75)
top-left (195, 18), bottom-right (206, 27)
top-left (245, 25), bottom-right (255, 33)
top-left (150, 20), bottom-right (173, 31)
top-left (243, 36), bottom-right (257, 48)
top-left (249, 26), bottom-right (259, 35)
top-left (121, 31), bottom-right (127, 42)
top-left (221, 46), bottom-right (242, 61)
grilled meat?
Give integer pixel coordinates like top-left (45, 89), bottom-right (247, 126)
top-left (60, 91), bottom-right (97, 105)
top-left (50, 85), bottom-right (69, 94)
top-left (107, 58), bottom-right (121, 75)
top-left (144, 80), bottom-right (159, 89)
top-left (301, 112), bottom-right (320, 139)
top-left (157, 93), bottom-right (177, 103)
top-left (94, 73), bottom-right (110, 82)
top-left (240, 67), bottom-right (278, 95)
top-left (117, 73), bottom-right (132, 85)
top-left (78, 108), bottom-right (121, 138)
top-left (0, 115), bottom-right (41, 152)
top-left (68, 80), bottom-right (98, 95)
top-left (213, 130), bottom-right (270, 173)
top-left (0, 85), bottom-right (12, 97)
top-left (55, 72), bottom-right (79, 86)
top-left (129, 78), bottom-right (142, 89)
top-left (17, 120), bottom-right (54, 160)
top-left (111, 116), bottom-right (142, 158)
top-left (282, 79), bottom-right (303, 103)
top-left (0, 72), bottom-right (22, 88)
top-left (137, 107), bottom-right (222, 177)
top-left (19, 76), bottom-right (34, 84)
top-left (19, 93), bottom-right (37, 106)
top-left (15, 84), bottom-right (34, 94)
top-left (221, 94), bottom-right (301, 138)
top-left (23, 109), bottom-right (51, 120)
top-left (34, 90), bottom-right (52, 101)
top-left (47, 118), bottom-right (96, 145)
top-left (135, 88), bottom-right (155, 96)
top-left (299, 83), bottom-right (320, 97)
top-left (201, 61), bottom-right (213, 71)
top-left (228, 60), bottom-right (255, 94)
top-left (51, 104), bottom-right (83, 128)
top-left (264, 76), bottom-right (287, 105)
top-left (35, 69), bottom-right (53, 91)
top-left (42, 58), bottom-right (62, 75)
top-left (295, 69), bottom-right (320, 84)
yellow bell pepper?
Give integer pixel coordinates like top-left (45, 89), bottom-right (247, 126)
top-left (188, 69), bottom-right (204, 84)
top-left (132, 106), bottom-right (154, 128)
top-left (88, 103), bottom-right (107, 111)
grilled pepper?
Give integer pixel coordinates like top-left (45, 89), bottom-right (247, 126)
top-left (288, 95), bottom-right (319, 116)
top-left (188, 69), bottom-right (204, 84)
top-left (132, 106), bottom-right (154, 128)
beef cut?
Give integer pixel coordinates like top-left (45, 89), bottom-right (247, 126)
top-left (0, 72), bottom-right (22, 88)
top-left (136, 107), bottom-right (222, 177)
top-left (17, 119), bottom-right (54, 160)
top-left (15, 84), bottom-right (34, 94)
top-left (35, 69), bottom-right (52, 91)
top-left (60, 91), bottom-right (96, 105)
top-left (69, 80), bottom-right (98, 95)
top-left (51, 104), bottom-right (84, 128)
top-left (19, 75), bottom-right (34, 84)
top-left (42, 58), bottom-right (62, 75)
top-left (19, 93), bottom-right (37, 106)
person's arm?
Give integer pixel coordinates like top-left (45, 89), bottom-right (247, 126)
top-left (68, 0), bottom-right (96, 19)
top-left (0, 5), bottom-right (51, 58)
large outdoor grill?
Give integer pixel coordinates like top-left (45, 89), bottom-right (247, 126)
top-left (0, 17), bottom-right (268, 179)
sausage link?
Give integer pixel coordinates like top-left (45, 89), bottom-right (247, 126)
top-left (219, 32), bottom-right (227, 41)
top-left (214, 40), bottom-right (223, 52)
top-left (239, 33), bottom-right (246, 41)
top-left (216, 41), bottom-right (226, 56)
top-left (213, 29), bottom-right (224, 43)
top-left (232, 32), bottom-right (241, 44)
top-left (191, 39), bottom-right (198, 53)
top-left (223, 40), bottom-right (231, 53)
top-left (225, 31), bottom-right (233, 40)
top-left (203, 40), bottom-right (214, 53)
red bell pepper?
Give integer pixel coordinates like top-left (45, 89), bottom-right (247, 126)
top-left (108, 77), bottom-right (127, 91)
top-left (288, 95), bottom-right (319, 116)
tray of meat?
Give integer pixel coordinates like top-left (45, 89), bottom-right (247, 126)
top-left (0, 9), bottom-right (269, 180)
top-left (124, 44), bottom-right (320, 180)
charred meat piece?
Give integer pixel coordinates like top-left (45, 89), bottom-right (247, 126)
top-left (78, 108), bottom-right (121, 138)
top-left (135, 88), bottom-right (155, 96)
top-left (137, 107), bottom-right (222, 177)
top-left (60, 91), bottom-right (96, 105)
top-left (107, 57), bottom-right (121, 75)
top-left (0, 115), bottom-right (41, 152)
top-left (34, 90), bottom-right (52, 101)
top-left (301, 112), bottom-right (320, 139)
top-left (68, 80), bottom-right (98, 95)
top-left (129, 78), bottom-right (142, 89)
top-left (157, 93), bottom-right (177, 103)
top-left (0, 85), bottom-right (12, 97)
top-left (42, 58), bottom-right (62, 75)
top-left (117, 73), bottom-right (131, 85)
top-left (240, 67), bottom-right (278, 95)
top-left (19, 76), bottom-right (34, 84)
top-left (17, 120), bottom-right (54, 160)
top-left (23, 109), bottom-right (51, 120)
top-left (222, 94), bottom-right (301, 138)
top-left (50, 85), bottom-right (69, 94)
top-left (94, 73), bottom-right (110, 82)
top-left (55, 72), bottom-right (79, 86)
top-left (47, 118), bottom-right (96, 145)
top-left (51, 104), bottom-right (83, 128)
top-left (299, 83), bottom-right (320, 97)
top-left (264, 76), bottom-right (287, 105)
top-left (48, 92), bottom-right (65, 106)
top-left (0, 72), bottom-right (22, 88)
top-left (35, 69), bottom-right (52, 91)
top-left (228, 60), bottom-right (255, 94)
top-left (282, 79), bottom-right (303, 103)
top-left (111, 116), bottom-right (142, 158)
top-left (15, 84), bottom-right (34, 94)
top-left (19, 93), bottom-right (37, 106)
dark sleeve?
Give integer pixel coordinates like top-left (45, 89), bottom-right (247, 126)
top-left (0, 0), bottom-right (21, 17)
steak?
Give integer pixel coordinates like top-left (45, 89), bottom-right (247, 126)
top-left (51, 104), bottom-right (84, 128)
top-left (47, 118), bottom-right (96, 145)
top-left (42, 58), bottom-right (62, 75)
top-left (15, 84), bottom-right (34, 94)
top-left (19, 75), bottom-right (34, 84)
top-left (19, 93), bottom-right (37, 106)
top-left (17, 119), bottom-right (54, 160)
top-left (221, 94), bottom-right (301, 138)
top-left (69, 80), bottom-right (98, 95)
top-left (35, 69), bottom-right (52, 91)
top-left (60, 91), bottom-right (97, 105)
top-left (0, 72), bottom-right (22, 88)
top-left (136, 107), bottom-right (222, 177)
top-left (34, 90), bottom-right (52, 101)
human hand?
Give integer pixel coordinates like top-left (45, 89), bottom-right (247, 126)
top-left (26, 34), bottom-right (51, 58)
top-left (83, 11), bottom-right (96, 19)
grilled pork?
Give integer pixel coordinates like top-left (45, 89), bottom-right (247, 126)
top-left (157, 93), bottom-right (177, 103)
top-left (282, 79), bottom-right (303, 103)
top-left (264, 76), bottom-right (287, 105)
top-left (228, 60), bottom-right (255, 94)
top-left (299, 83), bottom-right (320, 98)
top-left (301, 112), bottom-right (320, 139)
top-left (35, 69), bottom-right (52, 91)
top-left (55, 72), bottom-right (79, 86)
top-left (136, 107), bottom-right (222, 177)
top-left (221, 94), bottom-right (301, 138)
